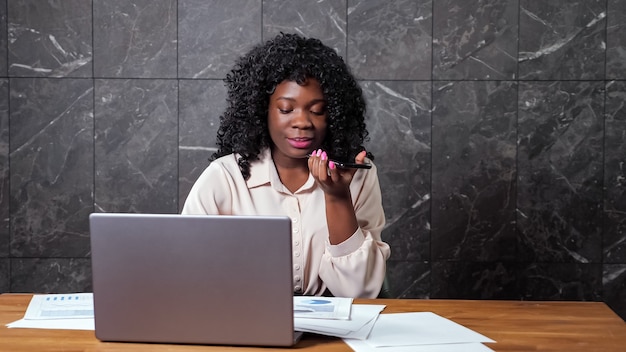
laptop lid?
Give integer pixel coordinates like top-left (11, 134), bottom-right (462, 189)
top-left (89, 213), bottom-right (297, 347)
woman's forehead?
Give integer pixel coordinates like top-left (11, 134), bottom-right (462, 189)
top-left (271, 79), bottom-right (324, 101)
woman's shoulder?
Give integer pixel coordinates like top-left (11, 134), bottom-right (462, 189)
top-left (207, 153), bottom-right (245, 175)
top-left (209, 150), bottom-right (270, 172)
top-left (211, 153), bottom-right (239, 166)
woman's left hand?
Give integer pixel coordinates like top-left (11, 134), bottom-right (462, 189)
top-left (308, 149), bottom-right (367, 199)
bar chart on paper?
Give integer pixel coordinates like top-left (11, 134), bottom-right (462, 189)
top-left (24, 293), bottom-right (94, 320)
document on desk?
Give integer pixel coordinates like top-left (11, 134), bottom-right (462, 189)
top-left (295, 304), bottom-right (385, 339)
top-left (342, 312), bottom-right (495, 352)
top-left (24, 293), bottom-right (94, 319)
top-left (293, 296), bottom-right (353, 319)
top-left (6, 293), bottom-right (95, 330)
top-left (344, 340), bottom-right (494, 352)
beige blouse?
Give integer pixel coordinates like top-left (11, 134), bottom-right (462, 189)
top-left (181, 148), bottom-right (390, 298)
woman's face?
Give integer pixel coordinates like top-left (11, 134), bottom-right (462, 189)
top-left (267, 78), bottom-right (327, 164)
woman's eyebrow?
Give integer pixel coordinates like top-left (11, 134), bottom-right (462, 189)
top-left (275, 96), bottom-right (296, 102)
top-left (275, 97), bottom-right (326, 105)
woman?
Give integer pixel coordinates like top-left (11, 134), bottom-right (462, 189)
top-left (182, 33), bottom-right (390, 298)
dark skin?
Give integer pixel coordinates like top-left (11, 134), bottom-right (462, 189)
top-left (267, 79), bottom-right (368, 245)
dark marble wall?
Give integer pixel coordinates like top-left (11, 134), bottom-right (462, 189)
top-left (0, 0), bottom-right (624, 321)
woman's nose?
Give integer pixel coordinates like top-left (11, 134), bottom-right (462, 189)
top-left (291, 109), bottom-right (313, 128)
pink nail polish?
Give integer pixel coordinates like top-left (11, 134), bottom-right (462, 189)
top-left (329, 161), bottom-right (335, 169)
top-left (321, 151), bottom-right (327, 160)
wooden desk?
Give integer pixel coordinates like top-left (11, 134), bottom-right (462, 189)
top-left (1, 294), bottom-right (625, 351)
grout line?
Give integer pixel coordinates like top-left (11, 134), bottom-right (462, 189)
top-left (429, 0), bottom-right (435, 293)
top-left (176, 0), bottom-right (180, 212)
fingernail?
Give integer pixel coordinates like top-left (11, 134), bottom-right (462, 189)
top-left (321, 151), bottom-right (327, 161)
top-left (329, 161), bottom-right (335, 169)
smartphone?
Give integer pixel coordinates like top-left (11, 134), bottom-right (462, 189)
top-left (330, 159), bottom-right (372, 169)
top-left (306, 154), bottom-right (372, 169)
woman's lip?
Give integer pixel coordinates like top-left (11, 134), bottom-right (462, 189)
top-left (288, 138), bottom-right (313, 149)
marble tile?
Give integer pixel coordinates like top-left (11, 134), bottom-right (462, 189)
top-left (94, 79), bottom-right (178, 214)
top-left (10, 258), bottom-right (92, 293)
top-left (178, 0), bottom-right (261, 79)
top-left (431, 81), bottom-right (518, 262)
top-left (382, 204), bottom-right (430, 262)
top-left (0, 0), bottom-right (7, 77)
top-left (519, 263), bottom-right (602, 301)
top-left (178, 79), bottom-right (226, 212)
top-left (7, 0), bottom-right (92, 77)
top-left (607, 0), bottom-right (626, 79)
top-left (263, 0), bottom-right (347, 58)
top-left (93, 0), bottom-right (177, 78)
top-left (431, 261), bottom-right (519, 299)
top-left (9, 78), bottom-right (93, 258)
top-left (518, 0), bottom-right (606, 80)
top-left (0, 79), bottom-right (7, 258)
top-left (603, 264), bottom-right (626, 322)
top-left (517, 81), bottom-right (604, 263)
top-left (433, 0), bottom-right (519, 80)
top-left (604, 80), bottom-right (626, 263)
top-left (386, 260), bottom-right (430, 298)
top-left (361, 81), bottom-right (431, 261)
top-left (347, 0), bottom-right (432, 80)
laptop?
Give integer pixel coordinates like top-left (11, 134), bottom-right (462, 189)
top-left (89, 213), bottom-right (303, 347)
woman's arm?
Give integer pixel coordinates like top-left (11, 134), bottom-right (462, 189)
top-left (309, 151), bottom-right (391, 298)
top-left (308, 149), bottom-right (366, 244)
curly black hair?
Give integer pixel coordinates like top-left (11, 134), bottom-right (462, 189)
top-left (213, 32), bottom-right (371, 180)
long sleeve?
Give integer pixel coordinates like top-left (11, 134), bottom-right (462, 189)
top-left (317, 163), bottom-right (391, 298)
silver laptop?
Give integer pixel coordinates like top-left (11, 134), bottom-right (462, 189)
top-left (89, 213), bottom-right (302, 347)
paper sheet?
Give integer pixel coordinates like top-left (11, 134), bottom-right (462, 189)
top-left (295, 304), bottom-right (385, 339)
top-left (24, 293), bottom-right (94, 319)
top-left (363, 312), bottom-right (494, 347)
top-left (6, 318), bottom-right (95, 330)
top-left (344, 340), bottom-right (495, 352)
top-left (6, 293), bottom-right (95, 330)
top-left (293, 296), bottom-right (353, 319)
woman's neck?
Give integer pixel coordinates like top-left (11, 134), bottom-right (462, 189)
top-left (271, 151), bottom-right (310, 193)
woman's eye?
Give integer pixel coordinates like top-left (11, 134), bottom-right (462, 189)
top-left (279, 109), bottom-right (293, 114)
top-left (310, 106), bottom-right (326, 116)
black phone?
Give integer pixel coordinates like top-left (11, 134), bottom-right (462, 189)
top-left (330, 159), bottom-right (372, 169)
top-left (306, 154), bottom-right (372, 169)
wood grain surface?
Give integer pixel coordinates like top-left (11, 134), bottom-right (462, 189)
top-left (1, 294), bottom-right (625, 352)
